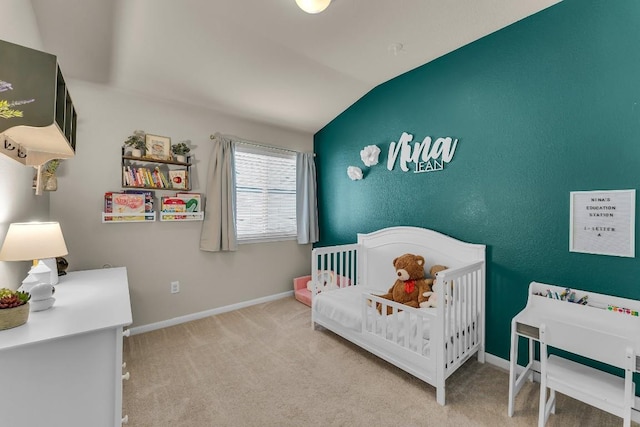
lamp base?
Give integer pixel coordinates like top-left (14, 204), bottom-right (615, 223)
top-left (40, 258), bottom-right (59, 285)
top-left (30, 297), bottom-right (55, 312)
top-left (20, 259), bottom-right (58, 311)
top-left (21, 258), bottom-right (58, 289)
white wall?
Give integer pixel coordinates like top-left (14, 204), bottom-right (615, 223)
top-left (50, 81), bottom-right (314, 327)
top-left (0, 0), bottom-right (50, 288)
top-left (0, 0), bottom-right (42, 51)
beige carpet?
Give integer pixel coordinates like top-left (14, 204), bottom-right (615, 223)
top-left (123, 297), bottom-right (628, 426)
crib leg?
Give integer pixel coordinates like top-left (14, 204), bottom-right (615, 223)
top-left (436, 386), bottom-right (446, 406)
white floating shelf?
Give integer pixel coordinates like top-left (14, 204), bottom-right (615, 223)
top-left (159, 211), bottom-right (204, 222)
top-left (101, 212), bottom-right (156, 223)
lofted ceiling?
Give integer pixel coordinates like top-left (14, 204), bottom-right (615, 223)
top-left (30, 0), bottom-right (561, 134)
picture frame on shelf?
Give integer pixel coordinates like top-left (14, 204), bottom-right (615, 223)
top-left (145, 134), bottom-right (171, 160)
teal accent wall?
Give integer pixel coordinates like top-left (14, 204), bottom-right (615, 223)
top-left (314, 0), bottom-right (640, 361)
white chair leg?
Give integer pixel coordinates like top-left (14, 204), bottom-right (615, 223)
top-left (538, 331), bottom-right (549, 427)
top-left (538, 385), bottom-right (547, 427)
top-left (623, 371), bottom-right (633, 427)
top-left (623, 389), bottom-right (631, 427)
top-left (508, 322), bottom-right (518, 417)
top-left (528, 337), bottom-right (535, 382)
top-left (549, 389), bottom-right (556, 414)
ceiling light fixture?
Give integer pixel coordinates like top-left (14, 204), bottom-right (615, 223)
top-left (295, 0), bottom-right (332, 14)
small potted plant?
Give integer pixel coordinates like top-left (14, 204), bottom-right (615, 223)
top-left (0, 288), bottom-right (31, 330)
top-left (32, 159), bottom-right (61, 191)
top-left (171, 141), bottom-right (191, 163)
top-left (124, 130), bottom-right (146, 157)
top-left (43, 159), bottom-right (60, 191)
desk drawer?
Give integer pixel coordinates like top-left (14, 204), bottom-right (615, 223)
top-left (516, 322), bottom-right (539, 339)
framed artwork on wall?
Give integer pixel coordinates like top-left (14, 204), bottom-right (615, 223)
top-left (145, 134), bottom-right (171, 160)
top-left (569, 189), bottom-right (635, 258)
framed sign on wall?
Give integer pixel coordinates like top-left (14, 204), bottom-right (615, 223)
top-left (569, 189), bottom-right (636, 257)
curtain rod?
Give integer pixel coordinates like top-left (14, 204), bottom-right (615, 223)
top-left (210, 133), bottom-right (313, 156)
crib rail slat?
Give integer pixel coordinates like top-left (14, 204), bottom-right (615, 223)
top-left (311, 244), bottom-right (359, 296)
top-left (437, 261), bottom-right (484, 376)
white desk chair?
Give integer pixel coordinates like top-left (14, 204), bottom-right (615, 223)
top-left (538, 320), bottom-right (636, 427)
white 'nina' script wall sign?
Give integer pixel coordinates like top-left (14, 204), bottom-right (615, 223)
top-left (387, 131), bottom-right (459, 173)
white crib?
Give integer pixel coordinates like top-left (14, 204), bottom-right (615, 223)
top-left (311, 226), bottom-right (486, 405)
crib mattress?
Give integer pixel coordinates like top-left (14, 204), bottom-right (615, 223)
top-left (315, 287), bottom-right (436, 332)
top-left (315, 286), bottom-right (365, 331)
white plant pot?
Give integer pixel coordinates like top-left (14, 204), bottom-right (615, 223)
top-left (131, 148), bottom-right (142, 157)
top-left (176, 155), bottom-right (186, 163)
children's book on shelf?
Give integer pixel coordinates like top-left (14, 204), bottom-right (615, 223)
top-left (175, 192), bottom-right (202, 212)
top-left (123, 165), bottom-right (171, 189)
top-left (105, 192), bottom-right (114, 214)
top-left (156, 167), bottom-right (170, 188)
top-left (168, 170), bottom-right (188, 190)
top-left (104, 192), bottom-right (150, 221)
top-left (123, 189), bottom-right (155, 213)
top-left (161, 196), bottom-right (187, 219)
top-left (114, 193), bottom-right (145, 221)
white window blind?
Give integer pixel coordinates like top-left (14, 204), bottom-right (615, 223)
top-left (234, 143), bottom-right (297, 242)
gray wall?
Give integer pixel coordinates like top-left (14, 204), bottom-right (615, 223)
top-left (52, 81), bottom-right (313, 327)
top-left (0, 0), bottom-right (50, 288)
top-left (3, 1), bottom-right (314, 328)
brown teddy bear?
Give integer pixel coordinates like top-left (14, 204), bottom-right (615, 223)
top-left (375, 253), bottom-right (432, 314)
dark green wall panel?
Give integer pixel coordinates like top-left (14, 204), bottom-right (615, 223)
top-left (0, 39), bottom-right (57, 130)
top-left (314, 0), bottom-right (640, 361)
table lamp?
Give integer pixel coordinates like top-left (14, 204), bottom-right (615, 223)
top-left (0, 222), bottom-right (68, 310)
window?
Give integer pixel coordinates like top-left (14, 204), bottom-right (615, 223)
top-left (234, 143), bottom-right (297, 243)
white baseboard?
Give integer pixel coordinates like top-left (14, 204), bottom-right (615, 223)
top-left (485, 353), bottom-right (542, 381)
top-left (129, 290), bottom-right (294, 335)
top-left (484, 352), bottom-right (510, 371)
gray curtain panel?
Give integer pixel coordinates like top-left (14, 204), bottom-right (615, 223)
top-left (296, 152), bottom-right (319, 244)
top-left (199, 133), bottom-right (237, 252)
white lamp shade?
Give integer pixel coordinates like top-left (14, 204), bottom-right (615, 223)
top-left (295, 0), bottom-right (331, 14)
top-left (0, 222), bottom-right (68, 261)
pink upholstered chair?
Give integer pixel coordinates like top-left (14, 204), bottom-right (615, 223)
top-left (294, 273), bottom-right (352, 307)
top-left (293, 275), bottom-right (312, 306)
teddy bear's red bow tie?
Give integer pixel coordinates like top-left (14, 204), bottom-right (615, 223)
top-left (404, 280), bottom-right (416, 294)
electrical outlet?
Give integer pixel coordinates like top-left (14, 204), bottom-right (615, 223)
top-left (170, 281), bottom-right (180, 294)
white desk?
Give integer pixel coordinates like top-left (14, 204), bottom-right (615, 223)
top-left (0, 267), bottom-right (132, 427)
top-left (508, 281), bottom-right (640, 417)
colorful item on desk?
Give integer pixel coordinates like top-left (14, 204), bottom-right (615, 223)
top-left (608, 305), bottom-right (639, 316)
top-left (545, 290), bottom-right (560, 299)
top-left (540, 287), bottom-right (588, 305)
top-left (576, 295), bottom-right (588, 305)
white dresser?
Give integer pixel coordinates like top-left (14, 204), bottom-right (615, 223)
top-left (0, 267), bottom-right (133, 427)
